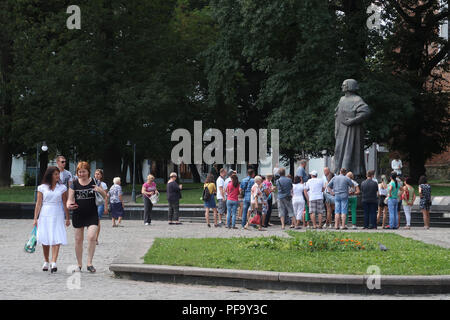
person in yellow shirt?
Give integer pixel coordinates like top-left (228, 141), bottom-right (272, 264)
top-left (203, 174), bottom-right (219, 227)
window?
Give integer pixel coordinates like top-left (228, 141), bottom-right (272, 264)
top-left (440, 0), bottom-right (449, 40)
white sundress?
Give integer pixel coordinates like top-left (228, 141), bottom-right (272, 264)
top-left (36, 183), bottom-right (68, 246)
top-left (292, 183), bottom-right (306, 221)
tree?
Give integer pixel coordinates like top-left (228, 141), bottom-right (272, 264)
top-left (205, 0), bottom-right (413, 171)
top-left (203, 0), bottom-right (273, 168)
top-left (0, 1), bottom-right (19, 187)
top-left (9, 0), bottom-right (198, 185)
top-left (380, 0), bottom-right (449, 181)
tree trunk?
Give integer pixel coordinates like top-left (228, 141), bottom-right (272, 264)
top-left (408, 152), bottom-right (426, 184)
top-left (153, 160), bottom-right (160, 178)
top-left (0, 27), bottom-right (13, 188)
top-left (189, 164), bottom-right (201, 183)
top-left (173, 164), bottom-right (179, 178)
top-left (120, 155), bottom-right (129, 187)
top-left (39, 151), bottom-right (48, 181)
top-left (163, 159), bottom-right (168, 182)
top-left (0, 142), bottom-right (12, 187)
top-left (136, 158), bottom-right (143, 185)
top-left (102, 146), bottom-right (123, 187)
top-left (289, 157), bottom-right (295, 177)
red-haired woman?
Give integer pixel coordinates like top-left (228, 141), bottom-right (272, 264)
top-left (33, 166), bottom-right (70, 273)
top-left (67, 162), bottom-right (107, 273)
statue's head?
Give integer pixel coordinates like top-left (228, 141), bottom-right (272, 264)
top-left (341, 79), bottom-right (359, 93)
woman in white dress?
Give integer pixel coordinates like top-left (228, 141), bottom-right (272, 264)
top-left (33, 166), bottom-right (70, 273)
top-left (292, 176), bottom-right (308, 229)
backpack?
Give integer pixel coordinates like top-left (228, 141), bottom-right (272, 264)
top-left (239, 178), bottom-right (249, 197)
top-left (249, 210), bottom-right (261, 225)
top-left (401, 187), bottom-right (410, 202)
top-left (202, 184), bottom-right (212, 202)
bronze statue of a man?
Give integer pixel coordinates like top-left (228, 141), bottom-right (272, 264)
top-left (334, 79), bottom-right (370, 177)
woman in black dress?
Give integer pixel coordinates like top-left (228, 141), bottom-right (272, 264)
top-left (67, 162), bottom-right (107, 273)
top-left (418, 175), bottom-right (432, 230)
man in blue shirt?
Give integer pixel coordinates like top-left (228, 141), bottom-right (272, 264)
top-left (327, 168), bottom-right (354, 229)
top-left (240, 168), bottom-right (255, 228)
top-left (296, 159), bottom-right (309, 183)
top-left (276, 168), bottom-right (297, 229)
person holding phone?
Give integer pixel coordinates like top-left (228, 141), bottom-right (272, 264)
top-left (67, 161), bottom-right (107, 273)
top-left (94, 169), bottom-right (108, 244)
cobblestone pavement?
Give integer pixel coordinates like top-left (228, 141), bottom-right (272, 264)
top-left (1, 219), bottom-right (449, 300)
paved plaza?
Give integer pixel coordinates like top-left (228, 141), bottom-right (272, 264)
top-left (1, 219), bottom-right (449, 300)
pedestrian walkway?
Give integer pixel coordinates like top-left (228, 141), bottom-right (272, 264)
top-left (1, 219), bottom-right (449, 299)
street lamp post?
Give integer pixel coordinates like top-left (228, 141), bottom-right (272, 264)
top-left (132, 143), bottom-right (136, 203)
top-left (34, 142), bottom-right (48, 202)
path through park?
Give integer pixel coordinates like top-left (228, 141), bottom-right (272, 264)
top-left (1, 219), bottom-right (449, 300)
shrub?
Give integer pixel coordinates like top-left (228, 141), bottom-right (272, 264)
top-left (23, 172), bottom-right (36, 186)
top-left (302, 231), bottom-right (377, 252)
top-left (240, 231), bottom-right (377, 252)
top-left (243, 236), bottom-right (291, 250)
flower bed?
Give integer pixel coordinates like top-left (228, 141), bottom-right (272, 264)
top-left (241, 231), bottom-right (378, 252)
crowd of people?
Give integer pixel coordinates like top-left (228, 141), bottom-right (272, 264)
top-left (196, 161), bottom-right (433, 232)
top-left (32, 155), bottom-right (433, 273)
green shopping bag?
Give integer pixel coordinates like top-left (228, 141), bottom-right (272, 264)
top-left (24, 226), bottom-right (37, 253)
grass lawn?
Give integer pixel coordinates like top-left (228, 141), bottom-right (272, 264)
top-left (143, 231), bottom-right (450, 275)
top-left (0, 186), bottom-right (35, 202)
top-left (0, 183), bottom-right (204, 204)
top-left (412, 184), bottom-right (450, 196)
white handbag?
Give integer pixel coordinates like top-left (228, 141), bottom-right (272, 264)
top-left (93, 178), bottom-right (105, 206)
top-left (150, 193), bottom-right (159, 204)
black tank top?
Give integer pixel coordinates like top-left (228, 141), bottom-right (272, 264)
top-left (73, 178), bottom-right (97, 216)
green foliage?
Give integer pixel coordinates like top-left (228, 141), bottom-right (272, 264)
top-left (241, 236), bottom-right (293, 250)
top-left (1, 0), bottom-right (448, 186)
top-left (23, 172), bottom-right (36, 187)
top-left (204, 0), bottom-right (417, 161)
top-left (379, 0), bottom-right (449, 180)
top-left (2, 0), bottom-right (216, 184)
top-left (240, 231), bottom-right (377, 252)
top-left (11, 0), bottom-right (180, 160)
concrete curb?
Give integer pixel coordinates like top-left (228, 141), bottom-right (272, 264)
top-left (109, 263), bottom-right (450, 295)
